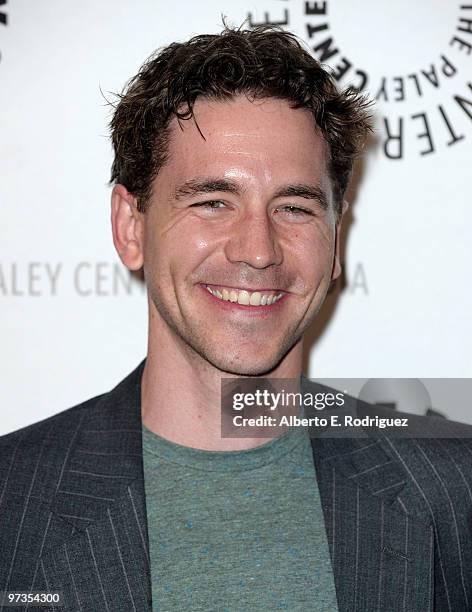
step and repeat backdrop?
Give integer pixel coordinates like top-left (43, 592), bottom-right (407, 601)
top-left (1, 0), bottom-right (471, 434)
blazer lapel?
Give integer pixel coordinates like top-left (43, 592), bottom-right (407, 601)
top-left (302, 375), bottom-right (435, 612)
top-left (39, 360), bottom-right (152, 612)
top-left (312, 437), bottom-right (434, 612)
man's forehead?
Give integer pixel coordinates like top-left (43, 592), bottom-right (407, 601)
top-left (169, 94), bottom-right (320, 140)
top-left (156, 95), bottom-right (332, 202)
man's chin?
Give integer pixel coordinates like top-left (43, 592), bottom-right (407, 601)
top-left (200, 347), bottom-right (289, 377)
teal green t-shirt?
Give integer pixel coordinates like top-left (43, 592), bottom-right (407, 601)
top-left (142, 424), bottom-right (339, 612)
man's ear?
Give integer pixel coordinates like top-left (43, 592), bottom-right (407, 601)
top-left (331, 199), bottom-right (349, 281)
top-left (111, 184), bottom-right (144, 271)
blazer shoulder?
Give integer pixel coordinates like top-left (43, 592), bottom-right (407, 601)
top-left (0, 359), bottom-right (145, 496)
top-left (368, 400), bottom-right (472, 440)
top-left (0, 392), bottom-right (106, 473)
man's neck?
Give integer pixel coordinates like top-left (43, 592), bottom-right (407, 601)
top-left (141, 313), bottom-right (303, 451)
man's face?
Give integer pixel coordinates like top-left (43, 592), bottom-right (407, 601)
top-left (142, 95), bottom-right (343, 375)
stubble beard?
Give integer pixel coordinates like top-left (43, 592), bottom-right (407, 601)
top-left (147, 286), bottom-right (309, 377)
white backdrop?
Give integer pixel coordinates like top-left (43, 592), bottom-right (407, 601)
top-left (1, 0), bottom-right (471, 435)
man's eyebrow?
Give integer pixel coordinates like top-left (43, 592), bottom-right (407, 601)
top-left (273, 184), bottom-right (330, 211)
top-left (174, 178), bottom-right (330, 211)
top-left (174, 178), bottom-right (241, 200)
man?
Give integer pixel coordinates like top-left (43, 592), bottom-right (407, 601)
top-left (1, 25), bottom-right (471, 612)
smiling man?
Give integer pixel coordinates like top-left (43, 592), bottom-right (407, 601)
top-left (117, 93), bottom-right (345, 452)
top-left (2, 24), bottom-right (472, 612)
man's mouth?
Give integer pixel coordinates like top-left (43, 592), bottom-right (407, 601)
top-left (204, 284), bottom-right (284, 307)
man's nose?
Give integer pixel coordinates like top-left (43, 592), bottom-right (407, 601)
top-left (224, 212), bottom-right (283, 269)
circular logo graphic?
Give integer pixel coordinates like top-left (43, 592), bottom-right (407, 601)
top-left (0, 0), bottom-right (8, 63)
top-left (358, 378), bottom-right (441, 417)
top-left (239, 1), bottom-right (472, 160)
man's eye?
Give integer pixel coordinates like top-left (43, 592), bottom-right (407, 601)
top-left (276, 205), bottom-right (313, 216)
top-left (191, 200), bottom-right (226, 210)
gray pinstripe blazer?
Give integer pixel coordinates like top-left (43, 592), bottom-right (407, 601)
top-left (1, 360), bottom-right (472, 611)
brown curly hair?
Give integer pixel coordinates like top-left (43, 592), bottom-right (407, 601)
top-left (109, 24), bottom-right (372, 215)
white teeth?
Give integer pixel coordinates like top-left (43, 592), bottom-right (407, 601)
top-left (237, 290), bottom-right (250, 305)
top-left (206, 285), bottom-right (283, 307)
top-left (249, 291), bottom-right (261, 306)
